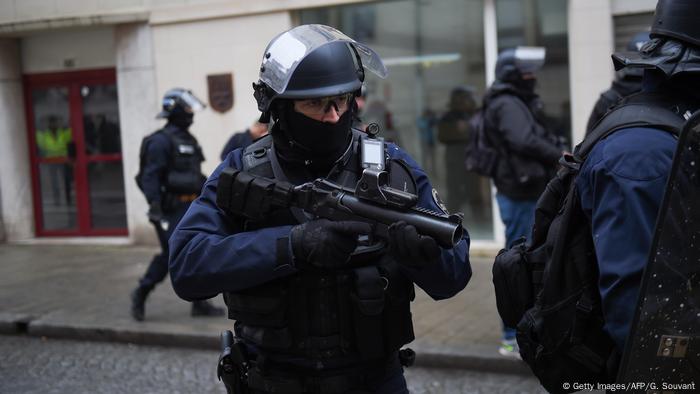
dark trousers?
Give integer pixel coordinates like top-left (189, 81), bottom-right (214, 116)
top-left (496, 193), bottom-right (537, 340)
top-left (139, 201), bottom-right (190, 291)
top-left (372, 368), bottom-right (408, 393)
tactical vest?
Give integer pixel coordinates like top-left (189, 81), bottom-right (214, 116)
top-left (162, 128), bottom-right (205, 195)
top-left (492, 92), bottom-right (686, 393)
top-left (223, 131), bottom-right (418, 368)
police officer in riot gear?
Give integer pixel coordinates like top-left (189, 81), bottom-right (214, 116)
top-left (579, 0), bottom-right (700, 364)
top-left (586, 32), bottom-right (650, 134)
top-left (130, 88), bottom-right (224, 321)
top-left (168, 25), bottom-right (471, 393)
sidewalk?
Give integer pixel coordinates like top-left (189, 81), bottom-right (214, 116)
top-left (0, 244), bottom-right (529, 375)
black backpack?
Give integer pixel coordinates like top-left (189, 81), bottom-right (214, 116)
top-left (492, 93), bottom-right (685, 393)
top-left (464, 109), bottom-right (499, 177)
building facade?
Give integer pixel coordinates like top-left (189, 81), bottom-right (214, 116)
top-left (0, 0), bottom-right (657, 249)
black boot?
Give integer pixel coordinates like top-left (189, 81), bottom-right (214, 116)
top-left (191, 300), bottom-right (225, 317)
top-left (130, 286), bottom-right (150, 322)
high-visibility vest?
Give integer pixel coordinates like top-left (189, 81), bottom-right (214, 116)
top-left (36, 128), bottom-right (72, 158)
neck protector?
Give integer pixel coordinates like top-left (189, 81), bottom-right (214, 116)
top-left (168, 113), bottom-right (193, 129)
top-left (274, 105), bottom-right (353, 172)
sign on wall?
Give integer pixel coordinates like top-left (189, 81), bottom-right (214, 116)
top-left (207, 73), bottom-right (234, 113)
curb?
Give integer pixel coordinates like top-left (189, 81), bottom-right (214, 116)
top-left (0, 313), bottom-right (531, 376)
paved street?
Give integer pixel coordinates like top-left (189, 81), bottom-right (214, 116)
top-left (0, 244), bottom-right (517, 372)
top-left (0, 336), bottom-right (547, 394)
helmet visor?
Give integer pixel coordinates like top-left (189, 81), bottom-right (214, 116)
top-left (260, 24), bottom-right (388, 95)
top-left (514, 46), bottom-right (546, 75)
top-left (179, 90), bottom-right (206, 113)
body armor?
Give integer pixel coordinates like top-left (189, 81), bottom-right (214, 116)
top-left (223, 131), bottom-right (417, 372)
top-left (163, 128), bottom-right (205, 195)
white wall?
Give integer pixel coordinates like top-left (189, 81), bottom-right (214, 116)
top-left (151, 11), bottom-right (292, 176)
top-left (21, 27), bottom-right (116, 73)
top-left (567, 0), bottom-right (615, 146)
top-left (116, 23), bottom-right (160, 245)
top-left (611, 0), bottom-right (657, 15)
top-left (0, 38), bottom-right (33, 241)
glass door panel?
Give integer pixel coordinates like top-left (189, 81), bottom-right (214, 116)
top-left (81, 84), bottom-right (122, 155)
top-left (32, 87), bottom-right (77, 231)
top-left (87, 162), bottom-right (127, 228)
top-left (81, 83), bottom-right (127, 229)
top-left (299, 0), bottom-right (493, 239)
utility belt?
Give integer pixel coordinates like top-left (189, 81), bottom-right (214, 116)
top-left (218, 330), bottom-right (415, 394)
top-left (175, 193), bottom-right (198, 202)
top-left (160, 192), bottom-right (198, 212)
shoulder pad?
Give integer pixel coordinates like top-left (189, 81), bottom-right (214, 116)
top-left (388, 158), bottom-right (417, 195)
top-left (241, 134), bottom-right (274, 177)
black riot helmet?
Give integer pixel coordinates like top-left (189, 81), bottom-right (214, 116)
top-left (253, 24), bottom-right (388, 121)
top-left (156, 88), bottom-right (206, 119)
top-left (613, 0), bottom-right (700, 78)
top-left (650, 0), bottom-right (700, 47)
top-left (495, 47), bottom-right (546, 82)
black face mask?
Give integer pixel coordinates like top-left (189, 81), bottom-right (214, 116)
top-left (514, 77), bottom-right (537, 94)
top-left (282, 106), bottom-right (353, 159)
top-left (168, 113), bottom-right (194, 129)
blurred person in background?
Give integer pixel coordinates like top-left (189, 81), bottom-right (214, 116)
top-left (586, 32), bottom-right (650, 134)
top-left (220, 120), bottom-right (269, 160)
top-left (482, 47), bottom-right (565, 357)
top-left (436, 86), bottom-right (479, 215)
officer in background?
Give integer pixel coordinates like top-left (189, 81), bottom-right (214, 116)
top-left (578, 0), bottom-right (700, 355)
top-left (482, 47), bottom-right (565, 357)
top-left (168, 25), bottom-right (471, 393)
top-left (585, 32), bottom-right (650, 134)
top-left (219, 120), bottom-right (268, 160)
top-left (130, 88), bottom-right (224, 321)
top-left (436, 86), bottom-right (479, 215)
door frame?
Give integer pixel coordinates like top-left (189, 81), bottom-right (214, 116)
top-left (24, 68), bottom-right (128, 237)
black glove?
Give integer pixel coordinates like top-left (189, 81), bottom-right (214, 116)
top-left (147, 201), bottom-right (164, 223)
top-left (290, 219), bottom-right (372, 269)
top-left (387, 221), bottom-right (441, 269)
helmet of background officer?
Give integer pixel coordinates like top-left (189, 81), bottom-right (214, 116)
top-left (252, 24), bottom-right (387, 161)
top-left (612, 0), bottom-right (700, 82)
top-left (495, 46), bottom-right (546, 92)
top-left (156, 88), bottom-right (206, 129)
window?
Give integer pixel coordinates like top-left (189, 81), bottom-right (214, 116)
top-left (300, 0), bottom-right (495, 239)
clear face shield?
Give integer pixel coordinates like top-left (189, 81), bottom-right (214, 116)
top-left (177, 90), bottom-right (206, 113)
top-left (259, 24), bottom-right (388, 95)
top-left (158, 89), bottom-right (207, 119)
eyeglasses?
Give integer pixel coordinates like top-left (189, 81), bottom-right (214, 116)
top-left (295, 93), bottom-right (354, 116)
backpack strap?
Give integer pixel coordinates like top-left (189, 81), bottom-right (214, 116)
top-left (576, 92), bottom-right (686, 161)
top-left (599, 89), bottom-right (623, 111)
top-left (241, 134), bottom-right (274, 178)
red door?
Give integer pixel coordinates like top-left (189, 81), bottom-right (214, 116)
top-left (25, 68), bottom-right (128, 236)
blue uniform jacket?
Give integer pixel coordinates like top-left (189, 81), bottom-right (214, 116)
top-left (141, 129), bottom-right (171, 205)
top-left (168, 143), bottom-right (472, 302)
top-left (576, 127), bottom-right (676, 351)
